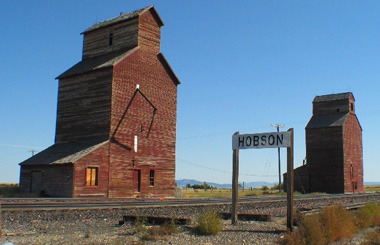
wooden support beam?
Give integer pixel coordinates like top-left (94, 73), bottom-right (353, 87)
top-left (287, 128), bottom-right (294, 232)
top-left (231, 131), bottom-right (239, 225)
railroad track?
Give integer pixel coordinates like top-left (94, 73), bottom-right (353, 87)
top-left (2, 192), bottom-right (379, 211)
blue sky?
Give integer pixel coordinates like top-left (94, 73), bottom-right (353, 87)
top-left (1, 1), bottom-right (379, 184)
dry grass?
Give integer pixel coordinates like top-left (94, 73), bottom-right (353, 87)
top-left (355, 202), bottom-right (380, 228)
top-left (362, 228), bottom-right (380, 245)
top-left (365, 185), bottom-right (380, 193)
top-left (282, 203), bottom-right (380, 245)
top-left (134, 217), bottom-right (179, 242)
top-left (0, 183), bottom-right (20, 197)
top-left (321, 205), bottom-right (357, 242)
top-left (180, 188), bottom-right (277, 198)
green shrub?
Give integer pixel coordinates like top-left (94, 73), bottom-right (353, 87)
top-left (194, 211), bottom-right (223, 235)
top-left (272, 183), bottom-right (284, 191)
top-left (134, 217), bottom-right (148, 234)
top-left (299, 214), bottom-right (328, 245)
top-left (134, 217), bottom-right (179, 242)
top-left (162, 218), bottom-right (179, 235)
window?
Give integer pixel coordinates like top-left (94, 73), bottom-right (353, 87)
top-left (108, 32), bottom-right (113, 46)
top-left (350, 103), bottom-right (354, 112)
top-left (149, 170), bottom-right (155, 187)
top-left (86, 167), bottom-right (98, 186)
top-left (350, 164), bottom-right (354, 180)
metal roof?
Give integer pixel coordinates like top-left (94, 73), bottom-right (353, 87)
top-left (313, 92), bottom-right (353, 103)
top-left (82, 5), bottom-right (163, 34)
top-left (19, 140), bottom-right (108, 166)
top-left (56, 48), bottom-right (137, 79)
top-left (306, 113), bottom-right (349, 129)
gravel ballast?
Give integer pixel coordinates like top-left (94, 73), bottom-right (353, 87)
top-left (1, 193), bottom-right (380, 244)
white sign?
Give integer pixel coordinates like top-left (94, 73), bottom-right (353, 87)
top-left (232, 131), bottom-right (291, 150)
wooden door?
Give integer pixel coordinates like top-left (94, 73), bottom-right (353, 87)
top-left (31, 171), bottom-right (42, 194)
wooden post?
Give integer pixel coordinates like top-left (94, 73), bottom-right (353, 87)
top-left (0, 198), bottom-right (2, 237)
top-left (287, 128), bottom-right (294, 231)
top-left (231, 131), bottom-right (239, 225)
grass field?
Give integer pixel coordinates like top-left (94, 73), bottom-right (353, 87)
top-left (180, 187), bottom-right (284, 198)
top-left (0, 183), bottom-right (379, 198)
top-left (365, 185), bottom-right (380, 193)
top-left (0, 183), bottom-right (20, 197)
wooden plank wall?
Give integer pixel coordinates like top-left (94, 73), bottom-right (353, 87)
top-left (20, 164), bottom-right (74, 197)
top-left (82, 19), bottom-right (139, 59)
top-left (313, 97), bottom-right (354, 115)
top-left (306, 127), bottom-right (345, 193)
top-left (55, 69), bottom-right (112, 143)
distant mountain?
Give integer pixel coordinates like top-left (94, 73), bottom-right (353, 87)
top-left (176, 179), bottom-right (275, 188)
top-left (364, 182), bottom-right (380, 185)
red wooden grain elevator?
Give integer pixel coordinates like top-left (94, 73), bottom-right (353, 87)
top-left (19, 6), bottom-right (180, 198)
top-left (285, 92), bottom-right (363, 194)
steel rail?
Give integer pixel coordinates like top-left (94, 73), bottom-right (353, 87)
top-left (1, 193), bottom-right (379, 211)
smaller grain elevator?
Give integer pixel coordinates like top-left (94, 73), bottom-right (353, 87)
top-left (286, 92), bottom-right (363, 194)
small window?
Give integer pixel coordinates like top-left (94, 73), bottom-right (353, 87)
top-left (149, 170), bottom-right (155, 187)
top-left (108, 32), bottom-right (113, 46)
top-left (350, 103), bottom-right (354, 112)
top-left (86, 167), bottom-right (98, 186)
top-left (350, 164), bottom-right (354, 180)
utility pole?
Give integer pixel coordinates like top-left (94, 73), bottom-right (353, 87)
top-left (271, 124), bottom-right (285, 192)
top-left (29, 149), bottom-right (38, 156)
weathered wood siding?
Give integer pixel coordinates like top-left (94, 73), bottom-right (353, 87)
top-left (295, 93), bottom-right (363, 194)
top-left (21, 7), bottom-right (178, 198)
top-left (55, 69), bottom-right (112, 143)
top-left (306, 127), bottom-right (345, 193)
top-left (20, 164), bottom-right (73, 197)
top-left (82, 19), bottom-right (139, 59)
top-left (313, 97), bottom-right (354, 115)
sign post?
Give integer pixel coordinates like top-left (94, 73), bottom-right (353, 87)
top-left (287, 128), bottom-right (294, 231)
top-left (231, 132), bottom-right (239, 225)
top-left (0, 199), bottom-right (2, 237)
top-left (231, 129), bottom-right (294, 231)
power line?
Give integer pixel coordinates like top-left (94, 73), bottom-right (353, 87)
top-left (0, 144), bottom-right (43, 150)
top-left (176, 157), bottom-right (277, 178)
top-left (177, 120), bottom-right (305, 141)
